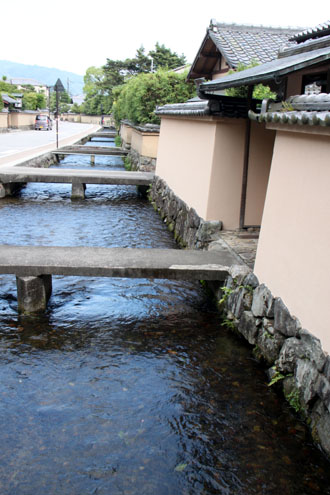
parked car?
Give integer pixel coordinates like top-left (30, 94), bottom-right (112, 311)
top-left (35, 114), bottom-right (52, 130)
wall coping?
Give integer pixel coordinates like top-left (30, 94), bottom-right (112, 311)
top-left (121, 120), bottom-right (160, 134)
top-left (265, 122), bottom-right (330, 136)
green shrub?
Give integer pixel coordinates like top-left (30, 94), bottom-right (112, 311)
top-left (225, 61), bottom-right (276, 100)
top-left (112, 69), bottom-right (196, 126)
top-left (114, 135), bottom-right (122, 147)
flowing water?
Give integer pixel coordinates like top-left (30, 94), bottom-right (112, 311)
top-left (0, 137), bottom-right (329, 495)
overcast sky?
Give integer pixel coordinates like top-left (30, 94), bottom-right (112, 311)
top-left (1, 0), bottom-right (329, 75)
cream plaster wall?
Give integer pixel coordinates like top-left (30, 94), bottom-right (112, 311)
top-left (0, 113), bottom-right (8, 128)
top-left (62, 114), bottom-right (81, 122)
top-left (254, 130), bottom-right (330, 352)
top-left (244, 122), bottom-right (275, 226)
top-left (131, 128), bottom-right (159, 158)
top-left (80, 115), bottom-right (102, 125)
top-left (156, 116), bottom-right (216, 219)
top-left (120, 124), bottom-right (132, 145)
top-left (156, 116), bottom-right (274, 229)
top-left (9, 113), bottom-right (36, 127)
top-left (61, 115), bottom-right (113, 126)
top-left (207, 119), bottom-right (245, 227)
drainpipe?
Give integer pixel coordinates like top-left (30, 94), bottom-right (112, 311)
top-left (239, 85), bottom-right (253, 230)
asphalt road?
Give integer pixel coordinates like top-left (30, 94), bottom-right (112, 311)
top-left (0, 121), bottom-right (100, 166)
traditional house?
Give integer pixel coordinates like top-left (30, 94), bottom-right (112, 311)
top-left (1, 93), bottom-right (20, 110)
top-left (187, 20), bottom-right (300, 82)
top-left (153, 21), bottom-right (304, 237)
top-left (9, 77), bottom-right (48, 97)
top-left (197, 21), bottom-right (330, 346)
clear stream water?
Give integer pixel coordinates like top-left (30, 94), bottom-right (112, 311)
top-left (0, 137), bottom-right (329, 495)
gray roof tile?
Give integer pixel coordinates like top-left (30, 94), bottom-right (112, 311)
top-left (209, 22), bottom-right (300, 67)
top-left (289, 21), bottom-right (330, 42)
top-left (199, 44), bottom-right (330, 93)
top-left (249, 93), bottom-right (330, 127)
top-left (156, 100), bottom-right (210, 117)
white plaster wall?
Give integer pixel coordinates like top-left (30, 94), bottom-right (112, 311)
top-left (255, 130), bottom-right (330, 353)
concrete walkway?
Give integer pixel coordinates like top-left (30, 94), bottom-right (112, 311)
top-left (219, 230), bottom-right (259, 269)
top-left (0, 245), bottom-right (240, 281)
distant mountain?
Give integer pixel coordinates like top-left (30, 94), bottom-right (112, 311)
top-left (0, 60), bottom-right (84, 96)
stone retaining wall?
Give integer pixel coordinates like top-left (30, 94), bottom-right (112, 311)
top-left (130, 148), bottom-right (156, 173)
top-left (207, 261), bottom-right (330, 457)
top-left (120, 121), bottom-right (159, 173)
top-left (19, 152), bottom-right (57, 169)
top-left (149, 174), bottom-right (330, 458)
top-left (148, 176), bottom-right (223, 249)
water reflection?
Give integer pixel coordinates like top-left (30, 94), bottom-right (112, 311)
top-left (0, 144), bottom-right (329, 494)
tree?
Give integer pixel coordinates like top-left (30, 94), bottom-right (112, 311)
top-left (22, 92), bottom-right (46, 110)
top-left (112, 69), bottom-right (195, 126)
top-left (148, 43), bottom-right (186, 70)
top-left (49, 89), bottom-right (71, 112)
top-left (70, 102), bottom-right (82, 114)
top-left (225, 61), bottom-right (276, 100)
top-left (81, 43), bottom-right (189, 116)
top-left (0, 80), bottom-right (18, 93)
top-left (83, 66), bottom-right (104, 96)
top-left (130, 46), bottom-right (151, 73)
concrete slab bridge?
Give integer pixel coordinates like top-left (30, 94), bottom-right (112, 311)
top-left (0, 166), bottom-right (153, 199)
top-left (0, 245), bottom-right (240, 313)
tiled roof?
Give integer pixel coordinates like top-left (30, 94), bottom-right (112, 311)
top-left (209, 22), bottom-right (300, 67)
top-left (120, 120), bottom-right (160, 132)
top-left (199, 44), bottom-right (330, 94)
top-left (1, 94), bottom-right (19, 104)
top-left (289, 20), bottom-right (330, 43)
top-left (156, 96), bottom-right (258, 119)
top-left (156, 100), bottom-right (210, 117)
top-left (249, 93), bottom-right (330, 127)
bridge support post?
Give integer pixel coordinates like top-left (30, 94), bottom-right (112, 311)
top-left (16, 275), bottom-right (52, 313)
top-left (0, 182), bottom-right (25, 198)
top-left (71, 182), bottom-right (86, 199)
top-left (90, 155), bottom-right (95, 166)
top-left (137, 185), bottom-right (149, 197)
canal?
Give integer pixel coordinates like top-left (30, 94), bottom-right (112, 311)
top-left (0, 135), bottom-right (329, 495)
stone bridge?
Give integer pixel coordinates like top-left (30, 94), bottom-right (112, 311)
top-left (0, 166), bottom-right (153, 199)
top-left (0, 245), bottom-right (240, 313)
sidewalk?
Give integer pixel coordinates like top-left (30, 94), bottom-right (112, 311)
top-left (0, 123), bottom-right (101, 168)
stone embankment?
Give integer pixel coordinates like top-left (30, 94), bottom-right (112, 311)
top-left (149, 176), bottom-right (223, 249)
top-left (212, 266), bottom-right (330, 457)
top-left (121, 121), bottom-right (159, 172)
top-left (149, 174), bottom-right (330, 458)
